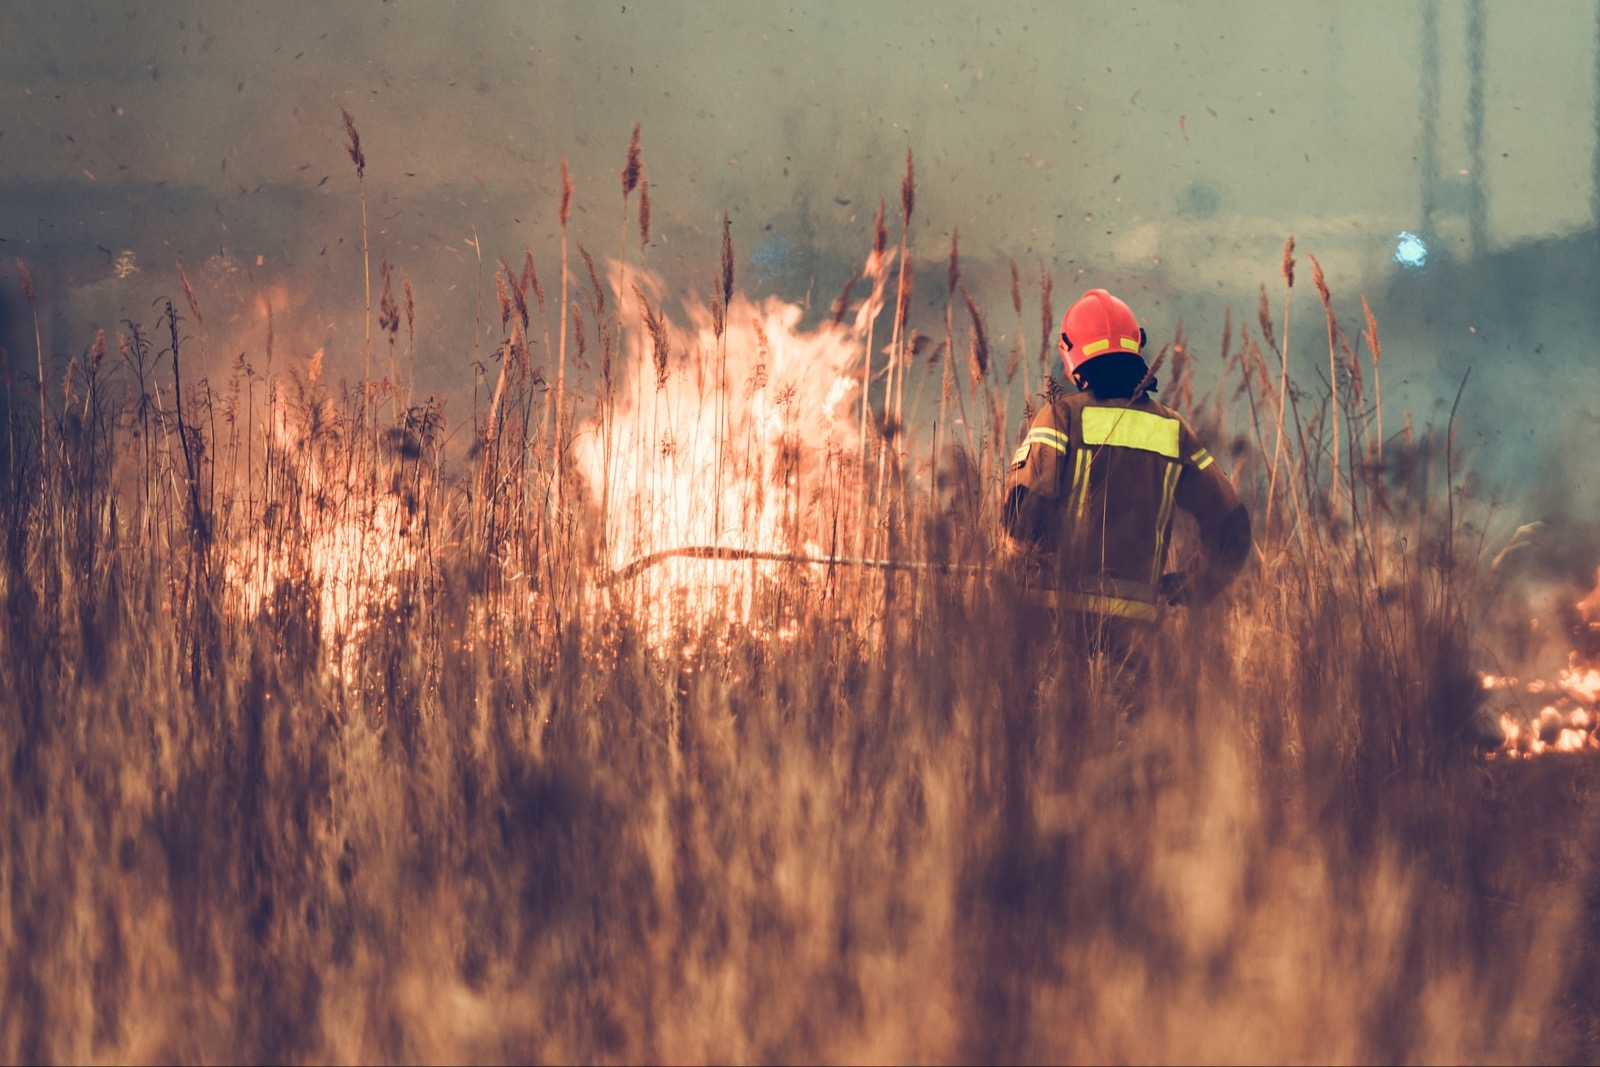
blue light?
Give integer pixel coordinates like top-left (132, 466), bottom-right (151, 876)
top-left (1393, 230), bottom-right (1428, 268)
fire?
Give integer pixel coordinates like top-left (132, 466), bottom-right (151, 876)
top-left (585, 270), bottom-right (869, 641)
top-left (222, 358), bottom-right (423, 677)
top-left (1486, 664), bottom-right (1600, 758)
top-left (1484, 570), bottom-right (1600, 758)
top-left (227, 476), bottom-right (419, 665)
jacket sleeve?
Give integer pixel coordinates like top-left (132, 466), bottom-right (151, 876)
top-left (1002, 404), bottom-right (1069, 548)
top-left (1169, 425), bottom-right (1252, 604)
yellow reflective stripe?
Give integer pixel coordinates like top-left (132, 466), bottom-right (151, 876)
top-left (1190, 447), bottom-right (1214, 470)
top-left (1058, 591), bottom-right (1159, 622)
top-left (1024, 427), bottom-right (1070, 454)
top-left (1150, 460), bottom-right (1181, 584)
top-left (1080, 407), bottom-right (1180, 458)
top-left (1076, 336), bottom-right (1141, 358)
top-left (1071, 449), bottom-right (1092, 524)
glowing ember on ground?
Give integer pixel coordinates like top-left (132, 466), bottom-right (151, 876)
top-left (1484, 570), bottom-right (1600, 758)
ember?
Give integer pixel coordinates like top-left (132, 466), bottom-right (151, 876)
top-left (1484, 569), bottom-right (1600, 758)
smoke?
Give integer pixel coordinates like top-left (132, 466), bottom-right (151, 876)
top-left (6, 1), bottom-right (1600, 504)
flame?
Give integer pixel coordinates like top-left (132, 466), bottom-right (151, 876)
top-left (1485, 570), bottom-right (1600, 758)
top-left (223, 367), bottom-right (420, 678)
top-left (584, 270), bottom-right (870, 641)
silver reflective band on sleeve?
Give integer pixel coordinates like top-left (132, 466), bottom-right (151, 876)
top-left (1190, 447), bottom-right (1214, 470)
top-left (1024, 426), bottom-right (1070, 454)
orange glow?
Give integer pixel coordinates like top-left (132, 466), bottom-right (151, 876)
top-left (1485, 572), bottom-right (1600, 758)
top-left (221, 375), bottom-right (420, 678)
top-left (583, 269), bottom-right (870, 642)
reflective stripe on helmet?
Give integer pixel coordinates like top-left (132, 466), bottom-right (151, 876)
top-left (1077, 335), bottom-right (1141, 358)
top-left (1080, 407), bottom-right (1180, 458)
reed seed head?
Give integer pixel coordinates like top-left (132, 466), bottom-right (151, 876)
top-left (1361, 294), bottom-right (1381, 366)
top-left (1038, 264), bottom-right (1053, 361)
top-left (403, 274), bottom-right (415, 342)
top-left (579, 244), bottom-right (606, 316)
top-left (961, 283), bottom-right (988, 381)
top-left (177, 260), bottom-right (202, 328)
top-left (720, 213), bottom-right (734, 306)
top-left (504, 258), bottom-right (530, 331)
top-left (634, 284), bottom-right (670, 389)
top-left (495, 269), bottom-right (512, 330)
top-left (522, 249), bottom-right (545, 317)
top-left (895, 251), bottom-right (914, 336)
top-left (340, 106), bottom-right (365, 180)
top-left (901, 147), bottom-right (915, 228)
top-left (559, 157), bottom-right (573, 229)
top-left (1281, 235), bottom-right (1296, 288)
top-left (16, 259), bottom-right (35, 303)
top-left (947, 229), bottom-right (960, 296)
top-left (570, 300), bottom-right (588, 367)
top-left (830, 273), bottom-right (860, 328)
top-left (380, 258), bottom-right (401, 338)
top-left (1309, 252), bottom-right (1330, 308)
top-left (621, 122), bottom-right (642, 198)
top-left (1257, 283), bottom-right (1278, 354)
top-left (1133, 348), bottom-right (1165, 401)
top-left (639, 173), bottom-right (652, 248)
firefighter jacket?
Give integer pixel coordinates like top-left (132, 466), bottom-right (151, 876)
top-left (1002, 390), bottom-right (1251, 622)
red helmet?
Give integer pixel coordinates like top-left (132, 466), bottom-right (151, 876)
top-left (1059, 289), bottom-right (1144, 374)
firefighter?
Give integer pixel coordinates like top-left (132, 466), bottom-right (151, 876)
top-left (1002, 289), bottom-right (1251, 635)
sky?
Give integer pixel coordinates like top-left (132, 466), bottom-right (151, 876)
top-left (3, 0), bottom-right (1600, 495)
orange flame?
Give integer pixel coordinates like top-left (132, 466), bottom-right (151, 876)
top-left (1484, 570), bottom-right (1600, 758)
top-left (585, 269), bottom-right (869, 641)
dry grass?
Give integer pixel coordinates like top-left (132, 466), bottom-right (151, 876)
top-left (1, 134), bottom-right (1597, 1063)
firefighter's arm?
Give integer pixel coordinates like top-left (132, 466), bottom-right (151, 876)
top-left (1166, 433), bottom-right (1252, 606)
top-left (1002, 406), bottom-right (1068, 548)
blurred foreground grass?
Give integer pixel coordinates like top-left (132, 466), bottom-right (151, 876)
top-left (2, 206), bottom-right (1598, 1062)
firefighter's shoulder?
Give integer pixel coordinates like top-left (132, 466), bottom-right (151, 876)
top-left (1010, 396), bottom-right (1073, 472)
top-left (1139, 398), bottom-right (1218, 472)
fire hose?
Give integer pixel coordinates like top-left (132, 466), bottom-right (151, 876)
top-left (608, 545), bottom-right (1196, 613)
top-left (608, 545), bottom-right (988, 584)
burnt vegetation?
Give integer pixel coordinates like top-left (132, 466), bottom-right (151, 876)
top-left (0, 128), bottom-right (1597, 1063)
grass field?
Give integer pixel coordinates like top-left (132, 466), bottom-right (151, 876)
top-left (2, 136), bottom-right (1597, 1063)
